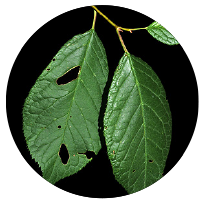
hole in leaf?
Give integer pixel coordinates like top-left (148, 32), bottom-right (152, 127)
top-left (78, 151), bottom-right (95, 159)
top-left (85, 151), bottom-right (95, 159)
top-left (46, 68), bottom-right (50, 71)
top-left (59, 144), bottom-right (69, 164)
top-left (56, 66), bottom-right (81, 85)
top-left (57, 125), bottom-right (61, 129)
top-left (149, 160), bottom-right (153, 163)
top-left (133, 169), bottom-right (136, 173)
top-left (53, 58), bottom-right (55, 61)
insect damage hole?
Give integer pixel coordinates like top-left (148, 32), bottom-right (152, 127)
top-left (56, 66), bottom-right (81, 85)
top-left (149, 160), bottom-right (154, 163)
top-left (85, 151), bottom-right (95, 159)
top-left (59, 144), bottom-right (69, 165)
top-left (78, 151), bottom-right (95, 159)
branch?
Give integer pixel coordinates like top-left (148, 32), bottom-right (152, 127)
top-left (91, 6), bottom-right (147, 32)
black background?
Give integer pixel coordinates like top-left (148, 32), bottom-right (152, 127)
top-left (6, 5), bottom-right (198, 198)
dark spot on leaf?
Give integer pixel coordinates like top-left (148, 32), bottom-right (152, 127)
top-left (78, 151), bottom-right (95, 159)
top-left (53, 58), bottom-right (55, 61)
top-left (149, 160), bottom-right (153, 163)
top-left (57, 125), bottom-right (61, 129)
top-left (46, 68), bottom-right (50, 71)
top-left (59, 144), bottom-right (69, 165)
top-left (56, 66), bottom-right (81, 85)
top-left (70, 116), bottom-right (72, 118)
top-left (133, 170), bottom-right (136, 173)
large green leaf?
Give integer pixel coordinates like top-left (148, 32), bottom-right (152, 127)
top-left (104, 53), bottom-right (172, 194)
top-left (23, 29), bottom-right (108, 184)
top-left (147, 21), bottom-right (179, 45)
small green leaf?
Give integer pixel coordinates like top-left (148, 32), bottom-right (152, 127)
top-left (104, 53), bottom-right (172, 194)
top-left (23, 29), bottom-right (108, 184)
top-left (147, 21), bottom-right (179, 45)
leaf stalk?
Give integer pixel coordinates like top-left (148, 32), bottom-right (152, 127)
top-left (116, 28), bottom-right (128, 53)
top-left (91, 6), bottom-right (118, 29)
top-left (92, 10), bottom-right (97, 29)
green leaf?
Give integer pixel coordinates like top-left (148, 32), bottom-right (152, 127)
top-left (104, 53), bottom-right (172, 194)
top-left (147, 21), bottom-right (179, 45)
top-left (23, 29), bottom-right (108, 184)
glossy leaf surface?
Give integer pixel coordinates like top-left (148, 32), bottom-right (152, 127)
top-left (23, 29), bottom-right (108, 184)
top-left (104, 53), bottom-right (172, 193)
top-left (147, 21), bottom-right (179, 45)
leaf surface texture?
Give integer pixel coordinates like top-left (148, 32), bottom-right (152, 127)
top-left (147, 21), bottom-right (179, 45)
top-left (104, 53), bottom-right (172, 193)
top-left (23, 29), bottom-right (108, 184)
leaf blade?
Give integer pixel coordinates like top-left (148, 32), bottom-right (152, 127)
top-left (104, 53), bottom-right (171, 193)
top-left (23, 29), bottom-right (108, 184)
top-left (147, 21), bottom-right (179, 45)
